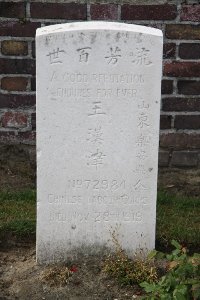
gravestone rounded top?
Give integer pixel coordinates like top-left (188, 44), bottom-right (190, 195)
top-left (36, 21), bottom-right (163, 37)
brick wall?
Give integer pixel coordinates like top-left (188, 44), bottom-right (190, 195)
top-left (0, 0), bottom-right (200, 168)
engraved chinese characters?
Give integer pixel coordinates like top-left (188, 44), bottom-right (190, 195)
top-left (36, 22), bottom-right (163, 263)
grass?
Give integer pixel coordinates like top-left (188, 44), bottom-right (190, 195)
top-left (156, 190), bottom-right (200, 251)
top-left (0, 189), bottom-right (199, 251)
top-left (0, 189), bottom-right (36, 239)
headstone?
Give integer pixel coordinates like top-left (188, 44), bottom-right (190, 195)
top-left (36, 22), bottom-right (163, 264)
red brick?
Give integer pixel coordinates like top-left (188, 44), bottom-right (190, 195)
top-left (32, 41), bottom-right (35, 58)
top-left (18, 131), bottom-right (36, 144)
top-left (163, 43), bottom-right (176, 59)
top-left (160, 133), bottom-right (200, 149)
top-left (174, 115), bottom-right (200, 130)
top-left (0, 58), bottom-right (35, 75)
top-left (31, 77), bottom-right (36, 91)
top-left (1, 77), bottom-right (28, 92)
top-left (31, 3), bottom-right (86, 19)
top-left (0, 21), bottom-right (41, 37)
top-left (121, 4), bottom-right (177, 20)
top-left (139, 23), bottom-right (164, 31)
top-left (0, 131), bottom-right (16, 144)
top-left (31, 113), bottom-right (36, 130)
top-left (0, 131), bottom-right (36, 145)
top-left (181, 5), bottom-right (200, 22)
top-left (171, 151), bottom-right (198, 167)
top-left (161, 80), bottom-right (173, 95)
top-left (90, 4), bottom-right (118, 20)
top-left (0, 94), bottom-right (35, 109)
top-left (158, 151), bottom-right (170, 167)
top-left (1, 40), bottom-right (28, 56)
top-left (160, 115), bottom-right (172, 129)
top-left (1, 112), bottom-right (28, 129)
top-left (164, 62), bottom-right (200, 77)
top-left (0, 2), bottom-right (25, 18)
top-left (178, 80), bottom-right (200, 95)
top-left (162, 98), bottom-right (200, 112)
top-left (166, 24), bottom-right (200, 40)
top-left (179, 43), bottom-right (200, 59)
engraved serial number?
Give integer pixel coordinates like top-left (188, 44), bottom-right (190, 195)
top-left (67, 179), bottom-right (126, 191)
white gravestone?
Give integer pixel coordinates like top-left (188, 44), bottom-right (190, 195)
top-left (36, 22), bottom-right (163, 264)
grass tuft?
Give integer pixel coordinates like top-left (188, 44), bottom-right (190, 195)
top-left (103, 229), bottom-right (158, 286)
top-left (41, 266), bottom-right (73, 287)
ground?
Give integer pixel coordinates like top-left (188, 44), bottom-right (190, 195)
top-left (0, 166), bottom-right (199, 299)
top-left (158, 168), bottom-right (200, 198)
top-left (0, 242), bottom-right (143, 300)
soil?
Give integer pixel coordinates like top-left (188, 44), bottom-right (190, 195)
top-left (158, 168), bottom-right (200, 198)
top-left (0, 243), bottom-right (143, 300)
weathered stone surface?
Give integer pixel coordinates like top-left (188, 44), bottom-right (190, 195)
top-left (36, 22), bottom-right (163, 263)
